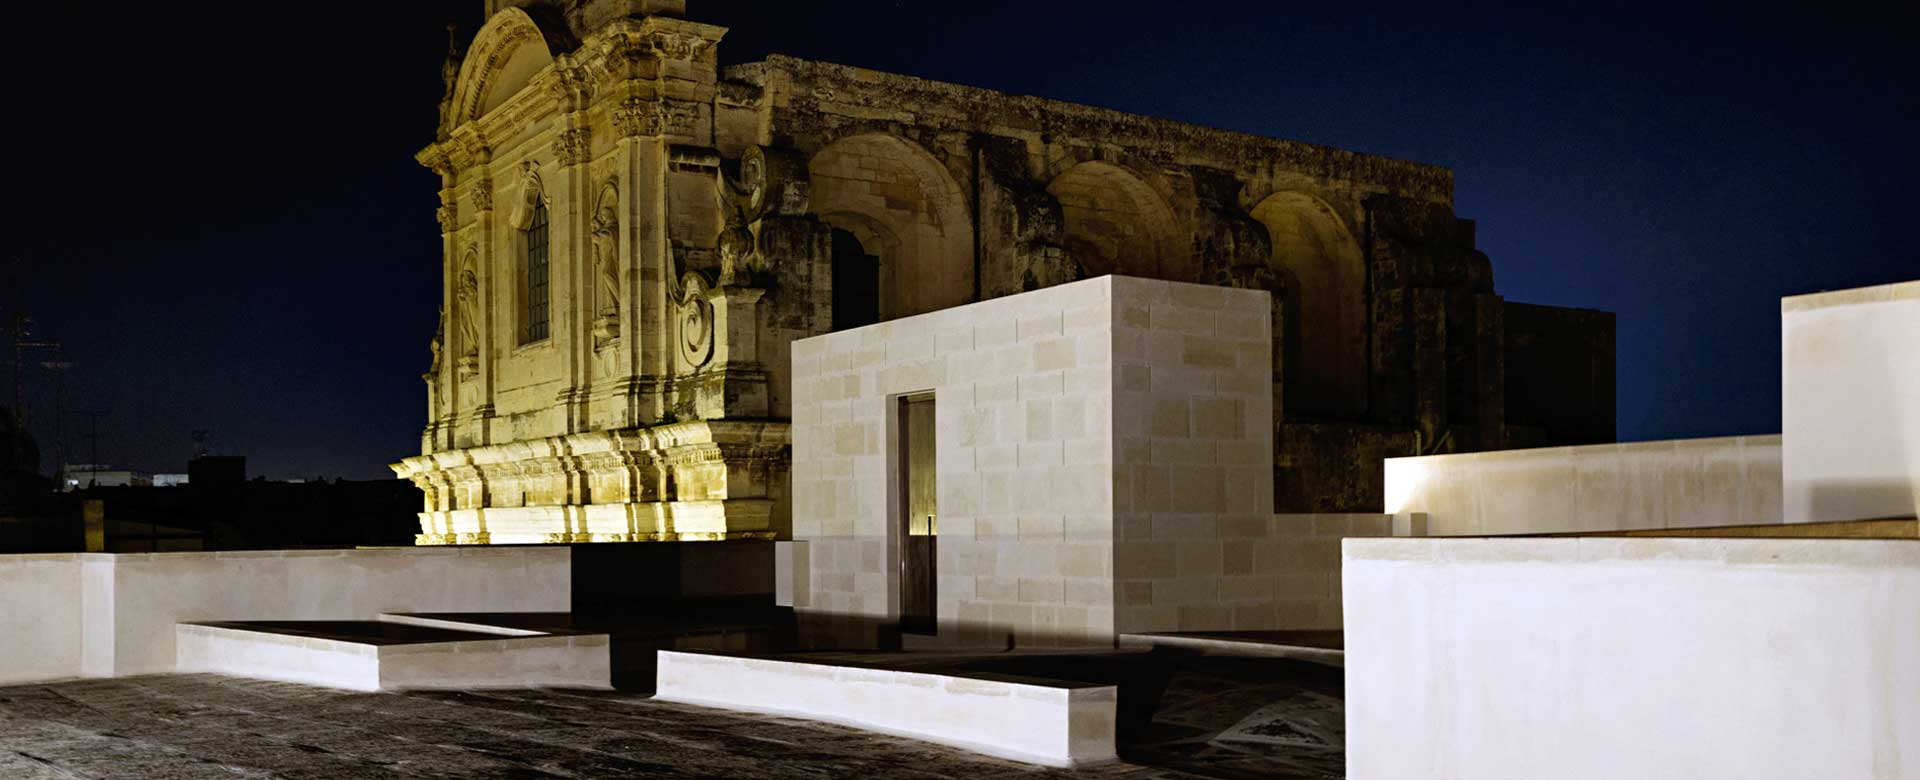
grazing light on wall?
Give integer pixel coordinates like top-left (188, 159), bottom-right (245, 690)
top-left (1383, 457), bottom-right (1427, 515)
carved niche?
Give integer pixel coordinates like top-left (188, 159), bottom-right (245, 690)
top-left (590, 177), bottom-right (622, 342)
top-left (455, 248), bottom-right (482, 380)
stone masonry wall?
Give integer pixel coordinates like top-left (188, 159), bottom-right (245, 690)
top-left (791, 276), bottom-right (1278, 647)
top-left (791, 277), bottom-right (1118, 648)
top-left (1109, 278), bottom-right (1278, 633)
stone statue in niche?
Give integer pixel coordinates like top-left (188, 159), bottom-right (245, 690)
top-left (590, 179), bottom-right (621, 341)
top-left (456, 264), bottom-right (481, 378)
top-left (435, 24), bottom-right (460, 139)
top-left (427, 305), bottom-right (446, 378)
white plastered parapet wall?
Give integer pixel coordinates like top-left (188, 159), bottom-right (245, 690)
top-left (0, 547), bottom-right (570, 685)
top-left (1383, 435), bottom-right (1783, 536)
top-left (1343, 537), bottom-right (1920, 780)
top-left (1381, 277), bottom-right (1920, 535)
top-left (788, 275), bottom-right (1275, 647)
top-left (1782, 279), bottom-right (1920, 524)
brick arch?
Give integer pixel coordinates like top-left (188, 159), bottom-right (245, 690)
top-left (1046, 162), bottom-right (1193, 283)
top-left (808, 134), bottom-right (974, 321)
top-left (1251, 191), bottom-right (1367, 419)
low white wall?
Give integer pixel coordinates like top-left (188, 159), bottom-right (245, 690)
top-left (175, 623), bottom-right (382, 691)
top-left (380, 634), bottom-right (610, 691)
top-left (0, 554), bottom-right (88, 684)
top-left (107, 547), bottom-right (570, 676)
top-left (655, 651), bottom-right (1117, 767)
top-left (0, 547), bottom-right (571, 684)
top-left (1384, 435), bottom-right (1782, 535)
top-left (1344, 538), bottom-right (1920, 780)
top-left (1783, 281), bottom-right (1920, 523)
top-left (174, 623), bottom-right (609, 692)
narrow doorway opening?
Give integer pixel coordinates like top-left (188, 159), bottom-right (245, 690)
top-left (898, 393), bottom-right (937, 635)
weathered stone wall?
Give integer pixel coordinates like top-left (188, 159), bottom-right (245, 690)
top-left (715, 55), bottom-right (1611, 512)
top-left (398, 3), bottom-right (1619, 543)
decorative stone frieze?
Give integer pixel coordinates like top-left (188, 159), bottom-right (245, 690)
top-left (396, 421), bottom-right (789, 545)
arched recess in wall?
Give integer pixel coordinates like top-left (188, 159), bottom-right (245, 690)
top-left (807, 134), bottom-right (974, 322)
top-left (448, 9), bottom-right (559, 126)
top-left (1251, 192), bottom-right (1368, 419)
top-left (1046, 162), bottom-right (1194, 283)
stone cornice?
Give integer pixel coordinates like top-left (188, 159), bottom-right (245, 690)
top-left (738, 54), bottom-right (1456, 205)
top-left (392, 420), bottom-right (791, 478)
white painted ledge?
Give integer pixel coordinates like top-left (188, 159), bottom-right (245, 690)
top-left (175, 622), bottom-right (611, 692)
top-left (653, 651), bottom-right (1117, 768)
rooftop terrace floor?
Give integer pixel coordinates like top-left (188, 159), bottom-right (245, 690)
top-left (0, 654), bottom-right (1343, 779)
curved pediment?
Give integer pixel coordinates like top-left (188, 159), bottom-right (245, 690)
top-left (448, 7), bottom-right (571, 131)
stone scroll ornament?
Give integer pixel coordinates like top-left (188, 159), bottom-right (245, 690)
top-left (676, 271), bottom-right (715, 369)
top-left (713, 146), bottom-right (809, 287)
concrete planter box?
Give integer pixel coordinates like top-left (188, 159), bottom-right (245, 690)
top-left (654, 650), bottom-right (1117, 767)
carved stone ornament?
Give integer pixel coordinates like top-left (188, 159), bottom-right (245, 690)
top-left (552, 127), bottom-right (592, 166)
top-left (678, 271), bottom-right (715, 369)
top-left (472, 180), bottom-right (495, 212)
top-left (510, 162), bottom-right (545, 228)
top-left (647, 31), bottom-right (711, 61)
top-left (714, 148), bottom-right (781, 286)
top-left (611, 97), bottom-right (659, 138)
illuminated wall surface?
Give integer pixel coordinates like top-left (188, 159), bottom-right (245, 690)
top-left (1781, 281), bottom-right (1920, 524)
top-left (1345, 537), bottom-right (1920, 780)
top-left (789, 276), bottom-right (1280, 646)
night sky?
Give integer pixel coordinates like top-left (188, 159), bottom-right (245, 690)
top-left (3, 2), bottom-right (1913, 481)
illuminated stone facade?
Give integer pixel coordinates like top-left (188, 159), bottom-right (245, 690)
top-left (395, 0), bottom-right (1615, 545)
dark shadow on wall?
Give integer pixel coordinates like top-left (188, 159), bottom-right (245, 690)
top-left (1808, 480), bottom-right (1920, 525)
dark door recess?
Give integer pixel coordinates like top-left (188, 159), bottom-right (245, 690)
top-left (899, 393), bottom-right (937, 635)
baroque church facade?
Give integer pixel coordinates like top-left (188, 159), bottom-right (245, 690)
top-left (394, 0), bottom-right (1615, 545)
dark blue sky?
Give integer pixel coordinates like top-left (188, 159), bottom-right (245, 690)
top-left (3, 1), bottom-right (1913, 480)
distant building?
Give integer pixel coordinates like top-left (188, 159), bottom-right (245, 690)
top-left (153, 474), bottom-right (190, 488)
top-left (59, 465), bottom-right (151, 491)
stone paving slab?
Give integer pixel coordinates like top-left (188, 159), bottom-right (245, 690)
top-left (0, 655), bottom-right (1343, 779)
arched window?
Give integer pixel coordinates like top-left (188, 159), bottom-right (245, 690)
top-left (830, 228), bottom-right (880, 332)
top-left (523, 199), bottom-right (550, 344)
